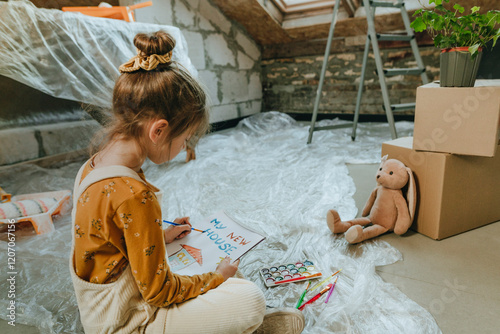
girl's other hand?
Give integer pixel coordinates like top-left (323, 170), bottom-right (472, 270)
top-left (163, 217), bottom-right (192, 244)
top-left (215, 257), bottom-right (240, 281)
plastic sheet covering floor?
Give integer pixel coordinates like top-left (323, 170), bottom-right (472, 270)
top-left (0, 112), bottom-right (441, 333)
top-left (0, 0), bottom-right (196, 109)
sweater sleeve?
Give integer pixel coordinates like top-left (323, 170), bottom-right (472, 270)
top-left (114, 190), bottom-right (225, 307)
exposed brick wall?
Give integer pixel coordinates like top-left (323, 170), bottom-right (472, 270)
top-left (262, 45), bottom-right (441, 116)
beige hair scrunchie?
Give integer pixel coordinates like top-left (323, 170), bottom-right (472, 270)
top-left (119, 50), bottom-right (173, 73)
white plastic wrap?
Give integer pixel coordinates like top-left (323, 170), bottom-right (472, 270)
top-left (0, 113), bottom-right (439, 333)
top-left (0, 0), bottom-right (197, 108)
top-left (0, 161), bottom-right (84, 333)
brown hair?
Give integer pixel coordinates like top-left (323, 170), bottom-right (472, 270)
top-left (91, 31), bottom-right (209, 156)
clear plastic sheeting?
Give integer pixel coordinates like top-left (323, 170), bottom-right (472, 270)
top-left (0, 0), bottom-right (196, 108)
top-left (0, 161), bottom-right (85, 333)
top-left (0, 112), bottom-right (440, 333)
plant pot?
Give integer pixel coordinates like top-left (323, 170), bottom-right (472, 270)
top-left (440, 47), bottom-right (483, 87)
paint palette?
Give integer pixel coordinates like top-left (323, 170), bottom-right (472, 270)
top-left (259, 260), bottom-right (322, 287)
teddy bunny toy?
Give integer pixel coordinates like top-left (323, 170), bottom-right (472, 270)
top-left (327, 155), bottom-right (416, 244)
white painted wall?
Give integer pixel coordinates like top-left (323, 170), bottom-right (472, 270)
top-left (120, 0), bottom-right (263, 123)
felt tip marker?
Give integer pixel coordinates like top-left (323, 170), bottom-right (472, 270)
top-left (163, 220), bottom-right (206, 233)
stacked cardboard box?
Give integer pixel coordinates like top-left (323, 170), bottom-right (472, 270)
top-left (382, 80), bottom-right (500, 240)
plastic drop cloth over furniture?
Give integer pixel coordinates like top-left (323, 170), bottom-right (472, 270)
top-left (0, 0), bottom-right (196, 109)
top-left (0, 112), bottom-right (440, 334)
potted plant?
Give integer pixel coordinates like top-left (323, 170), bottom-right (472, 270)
top-left (411, 0), bottom-right (500, 87)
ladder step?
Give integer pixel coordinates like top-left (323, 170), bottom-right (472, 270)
top-left (369, 0), bottom-right (404, 8)
top-left (388, 103), bottom-right (416, 112)
top-left (383, 67), bottom-right (425, 76)
top-left (376, 33), bottom-right (414, 42)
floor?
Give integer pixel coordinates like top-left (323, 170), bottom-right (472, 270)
top-left (348, 164), bottom-right (500, 334)
top-left (1, 163), bottom-right (499, 334)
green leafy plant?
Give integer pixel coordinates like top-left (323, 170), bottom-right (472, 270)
top-left (411, 0), bottom-right (500, 58)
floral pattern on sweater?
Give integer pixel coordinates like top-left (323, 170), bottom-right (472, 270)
top-left (73, 160), bottom-right (224, 307)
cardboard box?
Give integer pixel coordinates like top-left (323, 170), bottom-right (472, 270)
top-left (382, 137), bottom-right (500, 240)
top-left (413, 80), bottom-right (500, 157)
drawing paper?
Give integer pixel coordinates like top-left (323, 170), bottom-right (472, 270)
top-left (165, 211), bottom-right (265, 276)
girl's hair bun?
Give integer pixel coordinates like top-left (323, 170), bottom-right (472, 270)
top-left (134, 31), bottom-right (176, 56)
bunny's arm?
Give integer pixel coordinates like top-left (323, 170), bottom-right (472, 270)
top-left (393, 194), bottom-right (412, 235)
top-left (361, 187), bottom-right (378, 217)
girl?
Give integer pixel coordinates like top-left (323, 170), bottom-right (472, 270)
top-left (70, 31), bottom-right (304, 334)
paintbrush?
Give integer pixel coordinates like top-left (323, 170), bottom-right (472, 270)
top-left (163, 220), bottom-right (206, 233)
top-left (309, 269), bottom-right (342, 292)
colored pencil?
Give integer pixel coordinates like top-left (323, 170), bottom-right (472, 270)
top-left (325, 276), bottom-right (338, 303)
top-left (309, 269), bottom-right (342, 292)
top-left (163, 220), bottom-right (206, 233)
top-left (298, 283), bottom-right (333, 311)
top-left (295, 281), bottom-right (311, 309)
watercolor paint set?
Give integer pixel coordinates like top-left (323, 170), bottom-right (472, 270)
top-left (259, 260), bottom-right (323, 287)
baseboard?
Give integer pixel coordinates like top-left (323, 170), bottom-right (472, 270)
top-left (210, 117), bottom-right (247, 132)
top-left (210, 113), bottom-right (415, 132)
top-left (0, 149), bottom-right (87, 171)
top-left (285, 113), bottom-right (415, 123)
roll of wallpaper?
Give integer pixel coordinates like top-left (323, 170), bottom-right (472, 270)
top-left (0, 197), bottom-right (58, 219)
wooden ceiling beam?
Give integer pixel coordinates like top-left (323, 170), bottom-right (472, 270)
top-left (213, 0), bottom-right (417, 46)
top-left (213, 0), bottom-right (498, 48)
top-left (277, 0), bottom-right (336, 14)
top-left (261, 31), bottom-right (434, 59)
top-left (341, 0), bottom-right (359, 17)
top-left (284, 9), bottom-right (417, 41)
top-left (212, 0), bottom-right (293, 45)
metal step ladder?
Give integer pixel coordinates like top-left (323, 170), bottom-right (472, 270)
top-left (306, 0), bottom-right (348, 144)
top-left (307, 0), bottom-right (429, 144)
top-left (351, 0), bottom-right (429, 140)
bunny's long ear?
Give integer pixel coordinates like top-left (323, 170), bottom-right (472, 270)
top-left (406, 167), bottom-right (417, 223)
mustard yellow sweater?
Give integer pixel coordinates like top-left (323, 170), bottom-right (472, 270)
top-left (73, 159), bottom-right (224, 307)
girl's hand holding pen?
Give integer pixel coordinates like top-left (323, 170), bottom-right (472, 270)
top-left (163, 217), bottom-right (192, 243)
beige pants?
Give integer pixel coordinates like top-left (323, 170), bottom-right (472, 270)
top-left (147, 278), bottom-right (266, 334)
top-left (72, 163), bottom-right (265, 334)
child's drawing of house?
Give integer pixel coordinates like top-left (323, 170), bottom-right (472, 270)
top-left (168, 244), bottom-right (203, 272)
